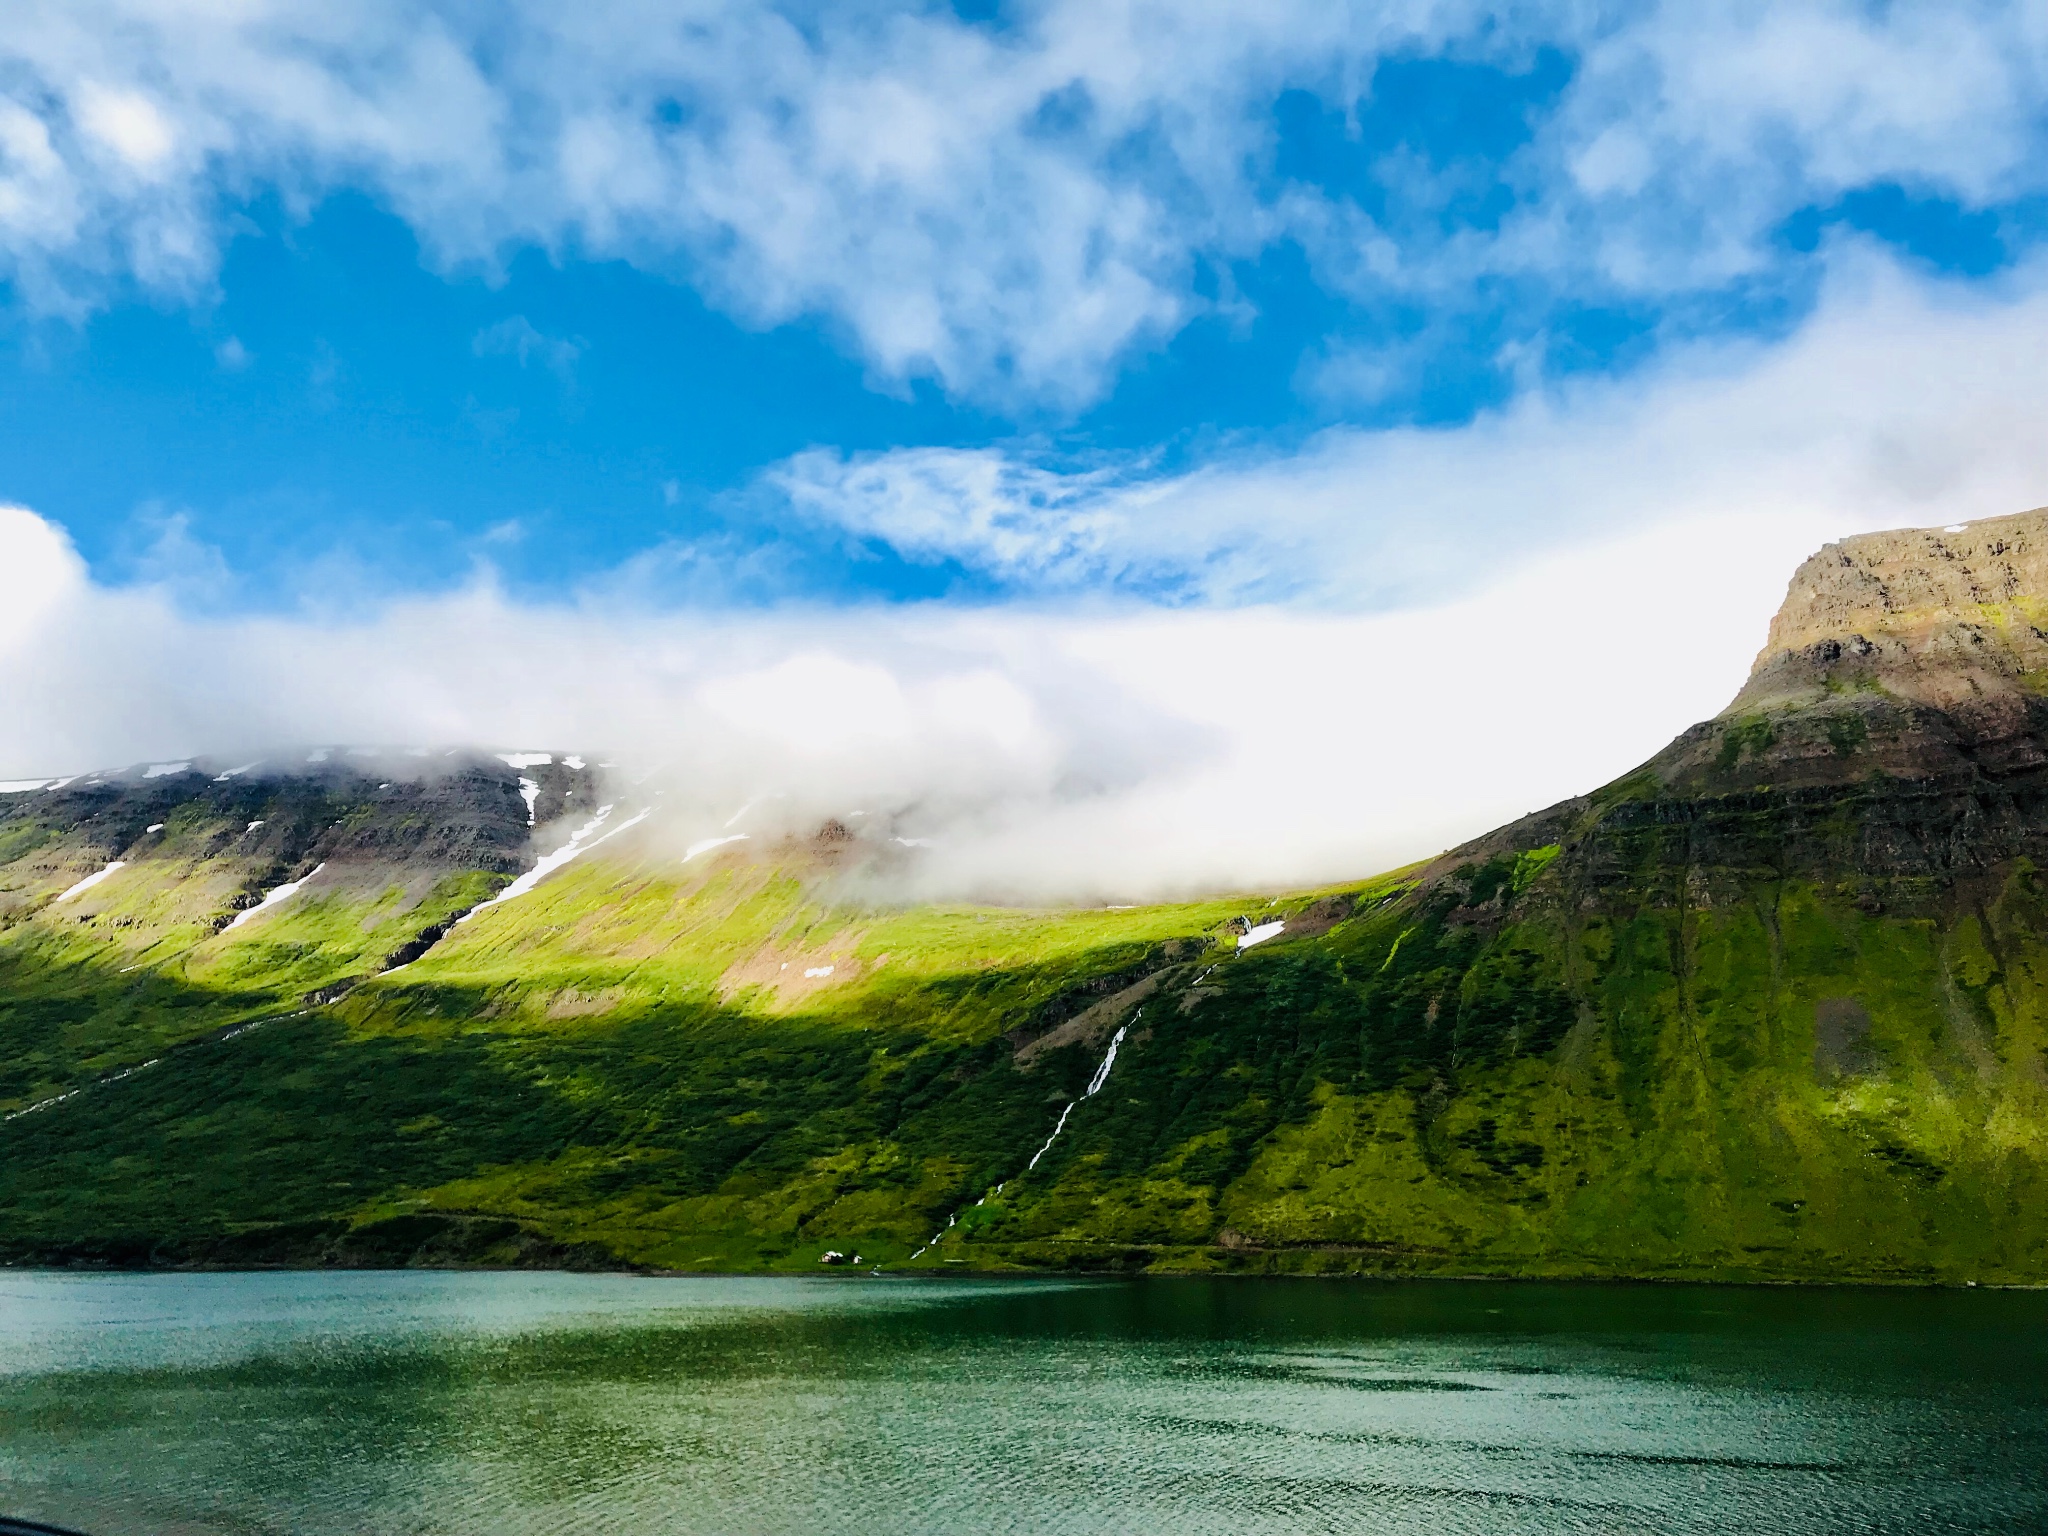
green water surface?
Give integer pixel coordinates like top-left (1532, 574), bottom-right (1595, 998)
top-left (0, 1272), bottom-right (2042, 1534)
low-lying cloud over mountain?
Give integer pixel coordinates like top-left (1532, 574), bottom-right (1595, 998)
top-left (0, 502), bottom-right (1760, 901)
top-left (10, 252), bottom-right (2046, 900)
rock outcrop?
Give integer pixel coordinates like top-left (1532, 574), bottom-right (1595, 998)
top-left (1740, 507), bottom-right (2048, 708)
top-left (1449, 510), bottom-right (2048, 899)
top-left (0, 750), bottom-right (600, 930)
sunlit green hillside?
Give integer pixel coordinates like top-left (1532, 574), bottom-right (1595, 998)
top-left (16, 508), bottom-right (2048, 1306)
top-left (8, 799), bottom-right (2048, 1284)
top-left (1, 803), bottom-right (1390, 1273)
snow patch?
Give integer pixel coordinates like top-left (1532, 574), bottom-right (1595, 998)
top-left (563, 755), bottom-right (586, 770)
top-left (498, 752), bottom-right (553, 769)
top-left (684, 833), bottom-right (749, 863)
top-left (55, 861), bottom-right (126, 903)
top-left (244, 820), bottom-right (264, 832)
top-left (0, 779), bottom-right (53, 793)
top-left (803, 965), bottom-right (835, 979)
top-left (1946, 524), bottom-right (1968, 533)
top-left (1238, 920), bottom-right (1285, 950)
top-left (215, 761), bottom-right (260, 780)
top-left (145, 823), bottom-right (164, 833)
top-left (518, 776), bottom-right (540, 825)
top-left (458, 804), bottom-right (651, 923)
top-left (224, 863), bottom-right (328, 931)
top-left (892, 836), bottom-right (933, 848)
top-left (143, 761), bottom-right (190, 778)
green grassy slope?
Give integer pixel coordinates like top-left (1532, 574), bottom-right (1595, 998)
top-left (5, 814), bottom-right (2045, 1283)
top-left (13, 517), bottom-right (2048, 1281)
top-left (0, 855), bottom-right (504, 1112)
top-left (0, 833), bottom-right (1313, 1269)
top-left (956, 859), bottom-right (2048, 1283)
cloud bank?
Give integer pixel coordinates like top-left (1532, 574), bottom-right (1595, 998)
top-left (1, 496), bottom-right (1819, 902)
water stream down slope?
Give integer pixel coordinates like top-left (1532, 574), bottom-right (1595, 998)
top-left (907, 1017), bottom-right (1136, 1264)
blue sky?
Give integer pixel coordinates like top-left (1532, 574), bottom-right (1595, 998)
top-left (6, 2), bottom-right (2047, 615)
top-left (7, 4), bottom-right (2048, 892)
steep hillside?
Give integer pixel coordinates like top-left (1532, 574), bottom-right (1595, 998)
top-left (5, 514), bottom-right (2048, 1283)
top-left (0, 749), bottom-right (596, 1110)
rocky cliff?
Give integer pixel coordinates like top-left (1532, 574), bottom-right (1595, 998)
top-left (1455, 509), bottom-right (2048, 899)
top-left (1741, 508), bottom-right (2048, 710)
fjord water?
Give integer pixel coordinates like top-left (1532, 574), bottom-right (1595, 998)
top-left (0, 1274), bottom-right (2042, 1535)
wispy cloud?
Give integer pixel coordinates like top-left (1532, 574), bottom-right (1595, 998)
top-left (471, 315), bottom-right (583, 381)
top-left (770, 446), bottom-right (1130, 586)
top-left (0, 3), bottom-right (2043, 403)
top-left (746, 252), bottom-right (2048, 606)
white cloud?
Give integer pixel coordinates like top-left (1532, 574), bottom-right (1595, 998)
top-left (0, 504), bottom-right (84, 656)
top-left (1539, 4), bottom-right (2048, 294)
top-left (72, 84), bottom-right (176, 174)
top-left (0, 494), bottom-right (1808, 901)
top-left (767, 252), bottom-right (2048, 604)
top-left (1576, 5), bottom-right (2044, 204)
top-left (0, 2), bottom-right (2043, 399)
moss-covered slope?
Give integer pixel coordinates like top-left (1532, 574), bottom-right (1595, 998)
top-left (7, 515), bottom-right (2048, 1281)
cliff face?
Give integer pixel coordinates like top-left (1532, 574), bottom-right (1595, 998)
top-left (1742, 508), bottom-right (2048, 706)
top-left (1673, 509), bottom-right (2048, 795)
top-left (1451, 510), bottom-right (2048, 896)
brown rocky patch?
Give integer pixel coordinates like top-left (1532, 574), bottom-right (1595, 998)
top-left (1015, 972), bottom-right (1160, 1066)
top-left (545, 986), bottom-right (628, 1019)
top-left (1282, 892), bottom-right (1357, 938)
top-left (717, 938), bottom-right (866, 1007)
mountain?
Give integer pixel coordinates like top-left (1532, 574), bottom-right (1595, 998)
top-left (5, 514), bottom-right (2048, 1282)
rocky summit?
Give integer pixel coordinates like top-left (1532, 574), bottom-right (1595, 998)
top-left (4, 518), bottom-right (2048, 1283)
top-left (1467, 506), bottom-right (2048, 882)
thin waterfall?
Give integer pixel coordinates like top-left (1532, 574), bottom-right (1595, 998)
top-left (902, 1013), bottom-right (1137, 1264)
top-left (1084, 1024), bottom-right (1126, 1096)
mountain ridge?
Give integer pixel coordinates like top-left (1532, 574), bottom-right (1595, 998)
top-left (5, 516), bottom-right (2048, 1282)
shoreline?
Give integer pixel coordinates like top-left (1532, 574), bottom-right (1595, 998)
top-left (2, 1258), bottom-right (2038, 1290)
